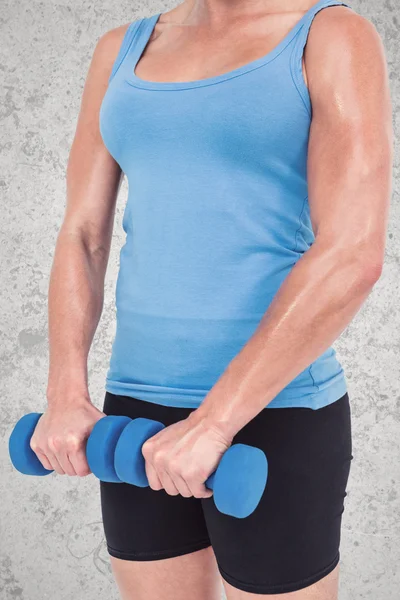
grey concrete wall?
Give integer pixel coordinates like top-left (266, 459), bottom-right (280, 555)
top-left (1, 1), bottom-right (399, 598)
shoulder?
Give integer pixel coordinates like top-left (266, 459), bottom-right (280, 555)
top-left (304, 6), bottom-right (389, 107)
top-left (95, 22), bottom-right (134, 60)
top-left (92, 20), bottom-right (142, 76)
top-left (306, 6), bottom-right (386, 66)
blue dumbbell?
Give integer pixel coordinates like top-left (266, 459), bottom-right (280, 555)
top-left (9, 413), bottom-right (268, 518)
top-left (113, 417), bottom-right (268, 518)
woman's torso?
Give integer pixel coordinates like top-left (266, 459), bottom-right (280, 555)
top-left (100, 0), bottom-right (352, 409)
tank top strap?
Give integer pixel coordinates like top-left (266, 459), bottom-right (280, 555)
top-left (289, 0), bottom-right (353, 116)
top-left (108, 18), bottom-right (147, 84)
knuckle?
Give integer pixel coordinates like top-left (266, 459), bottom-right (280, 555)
top-left (153, 450), bottom-right (164, 466)
top-left (168, 457), bottom-right (181, 473)
top-left (30, 437), bottom-right (39, 453)
top-left (182, 468), bottom-right (194, 480)
top-left (141, 440), bottom-right (154, 459)
top-left (48, 435), bottom-right (62, 452)
top-left (65, 434), bottom-right (80, 452)
top-left (183, 467), bottom-right (201, 482)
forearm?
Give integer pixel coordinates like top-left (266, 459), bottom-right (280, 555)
top-left (46, 227), bottom-right (108, 406)
top-left (195, 237), bottom-right (382, 439)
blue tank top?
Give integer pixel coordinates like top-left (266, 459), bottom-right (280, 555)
top-left (100, 0), bottom-right (352, 409)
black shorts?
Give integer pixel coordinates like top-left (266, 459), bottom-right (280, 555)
top-left (100, 391), bottom-right (352, 595)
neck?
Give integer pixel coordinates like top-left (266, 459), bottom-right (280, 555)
top-left (182, 0), bottom-right (315, 23)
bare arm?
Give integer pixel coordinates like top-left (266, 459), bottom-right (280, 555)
top-left (195, 8), bottom-right (393, 437)
top-left (46, 26), bottom-right (127, 403)
top-left (140, 8), bottom-right (393, 501)
top-left (30, 24), bottom-right (130, 476)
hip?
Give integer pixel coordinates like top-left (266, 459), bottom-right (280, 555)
top-left (100, 390), bottom-right (352, 594)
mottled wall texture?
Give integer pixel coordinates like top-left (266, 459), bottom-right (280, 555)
top-left (1, 0), bottom-right (399, 598)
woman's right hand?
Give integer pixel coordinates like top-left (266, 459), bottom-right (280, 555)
top-left (30, 400), bottom-right (105, 477)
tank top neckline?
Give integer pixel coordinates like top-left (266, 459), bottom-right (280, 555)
top-left (124, 0), bottom-right (349, 91)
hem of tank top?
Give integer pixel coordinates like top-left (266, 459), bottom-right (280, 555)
top-left (104, 374), bottom-right (347, 410)
top-left (123, 18), bottom-right (306, 92)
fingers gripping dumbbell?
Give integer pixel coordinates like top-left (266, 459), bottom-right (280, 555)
top-left (8, 412), bottom-right (133, 480)
top-left (9, 413), bottom-right (268, 518)
top-left (88, 416), bottom-right (268, 518)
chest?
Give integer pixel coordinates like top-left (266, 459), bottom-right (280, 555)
top-left (100, 67), bottom-right (310, 176)
top-left (134, 20), bottom-right (300, 84)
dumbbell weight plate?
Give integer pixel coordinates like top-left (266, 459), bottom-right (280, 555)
top-left (210, 443), bottom-right (268, 518)
top-left (9, 413), bottom-right (53, 476)
top-left (114, 418), bottom-right (165, 487)
top-left (86, 415), bottom-right (132, 483)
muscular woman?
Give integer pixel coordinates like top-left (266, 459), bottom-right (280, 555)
top-left (30, 0), bottom-right (392, 598)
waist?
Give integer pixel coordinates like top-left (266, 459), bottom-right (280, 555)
top-left (106, 309), bottom-right (347, 409)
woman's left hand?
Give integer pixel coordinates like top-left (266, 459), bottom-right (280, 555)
top-left (141, 412), bottom-right (233, 498)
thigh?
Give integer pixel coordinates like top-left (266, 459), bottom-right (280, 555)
top-left (202, 393), bottom-right (353, 596)
top-left (110, 547), bottom-right (221, 600)
top-left (99, 393), bottom-right (219, 599)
